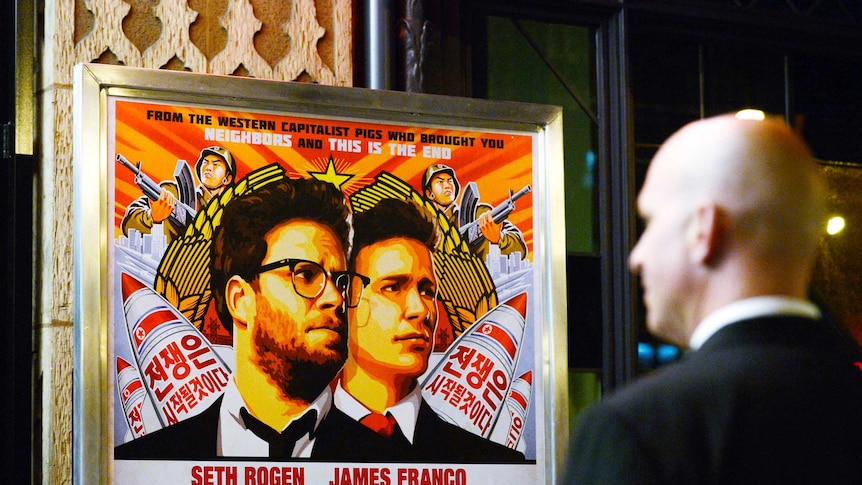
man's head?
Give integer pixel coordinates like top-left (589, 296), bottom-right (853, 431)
top-left (628, 113), bottom-right (826, 347)
top-left (422, 164), bottom-right (460, 210)
top-left (346, 198), bottom-right (440, 390)
top-left (196, 146), bottom-right (236, 192)
top-left (210, 177), bottom-right (354, 401)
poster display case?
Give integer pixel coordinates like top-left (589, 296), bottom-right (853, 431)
top-left (72, 64), bottom-right (568, 484)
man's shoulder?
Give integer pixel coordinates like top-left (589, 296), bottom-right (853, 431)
top-left (114, 396), bottom-right (222, 460)
top-left (584, 316), bottom-right (862, 424)
top-left (576, 357), bottom-right (720, 432)
top-left (414, 401), bottom-right (526, 463)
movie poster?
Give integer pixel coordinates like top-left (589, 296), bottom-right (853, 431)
top-left (76, 69), bottom-right (562, 484)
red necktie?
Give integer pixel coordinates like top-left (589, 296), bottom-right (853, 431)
top-left (360, 412), bottom-right (397, 437)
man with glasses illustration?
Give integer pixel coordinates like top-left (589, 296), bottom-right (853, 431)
top-left (116, 177), bottom-right (388, 460)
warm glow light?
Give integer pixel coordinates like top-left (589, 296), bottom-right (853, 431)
top-left (736, 109), bottom-right (766, 121)
top-left (827, 216), bottom-right (846, 235)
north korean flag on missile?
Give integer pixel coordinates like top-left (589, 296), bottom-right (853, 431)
top-left (120, 272), bottom-right (231, 430)
top-left (422, 292), bottom-right (527, 438)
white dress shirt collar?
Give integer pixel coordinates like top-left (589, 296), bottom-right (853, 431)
top-left (334, 381), bottom-right (423, 443)
top-left (217, 374), bottom-right (333, 457)
top-left (688, 296), bottom-right (820, 351)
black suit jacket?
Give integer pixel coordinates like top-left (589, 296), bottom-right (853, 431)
top-left (116, 396), bottom-right (526, 463)
top-left (565, 316), bottom-right (862, 485)
top-left (407, 400), bottom-right (526, 463)
top-left (114, 395), bottom-right (393, 461)
top-left (324, 399), bottom-right (527, 463)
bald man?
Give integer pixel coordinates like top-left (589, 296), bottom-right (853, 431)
top-left (565, 113), bottom-right (862, 484)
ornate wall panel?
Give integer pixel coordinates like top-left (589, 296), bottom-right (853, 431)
top-left (66, 0), bottom-right (352, 84)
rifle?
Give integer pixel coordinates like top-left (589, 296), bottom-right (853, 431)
top-left (116, 154), bottom-right (197, 227)
top-left (458, 183), bottom-right (531, 248)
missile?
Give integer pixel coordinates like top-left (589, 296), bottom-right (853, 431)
top-left (489, 370), bottom-right (532, 451)
top-left (120, 272), bottom-right (231, 429)
top-left (116, 356), bottom-right (155, 440)
top-left (422, 292), bottom-right (527, 438)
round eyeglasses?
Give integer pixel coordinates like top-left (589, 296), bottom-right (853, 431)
top-left (256, 258), bottom-right (370, 308)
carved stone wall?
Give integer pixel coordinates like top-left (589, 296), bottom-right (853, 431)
top-left (67, 0), bottom-right (352, 82)
top-left (38, 1), bottom-right (351, 482)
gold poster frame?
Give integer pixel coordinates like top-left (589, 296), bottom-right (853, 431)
top-left (73, 63), bottom-right (568, 484)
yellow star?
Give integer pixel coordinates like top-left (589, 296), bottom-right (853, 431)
top-left (309, 155), bottom-right (353, 191)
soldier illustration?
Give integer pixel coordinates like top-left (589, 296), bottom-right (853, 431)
top-left (120, 146), bottom-right (236, 243)
top-left (421, 163), bottom-right (528, 261)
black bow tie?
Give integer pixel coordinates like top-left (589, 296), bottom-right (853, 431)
top-left (239, 407), bottom-right (317, 459)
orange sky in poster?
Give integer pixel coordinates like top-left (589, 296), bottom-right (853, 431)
top-left (112, 99), bottom-right (535, 254)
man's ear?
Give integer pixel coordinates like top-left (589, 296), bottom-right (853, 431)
top-left (225, 275), bottom-right (255, 330)
top-left (687, 203), bottom-right (722, 265)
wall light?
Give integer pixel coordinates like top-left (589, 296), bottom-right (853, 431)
top-left (735, 109), bottom-right (766, 120)
top-left (827, 216), bottom-right (846, 235)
